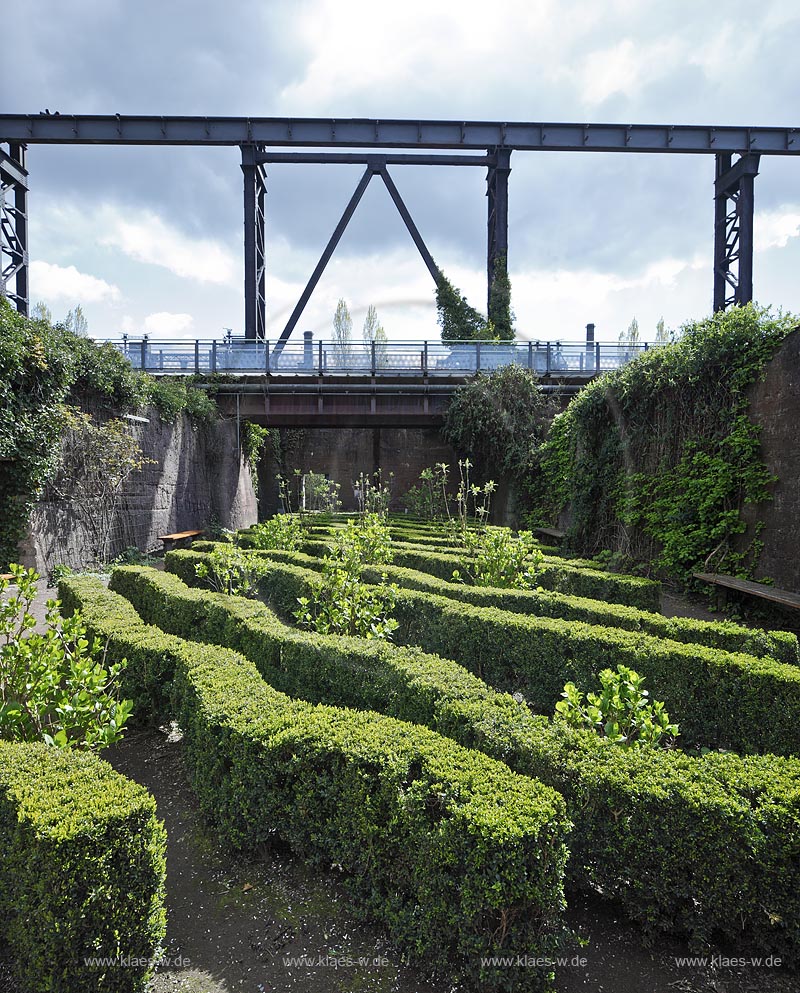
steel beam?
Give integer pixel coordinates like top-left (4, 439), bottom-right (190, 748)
top-left (0, 143), bottom-right (29, 316)
top-left (241, 144), bottom-right (266, 339)
top-left (2, 116), bottom-right (799, 155)
top-left (277, 166), bottom-right (374, 349)
top-left (256, 152), bottom-right (495, 166)
top-left (713, 153), bottom-right (760, 311)
top-left (486, 146), bottom-right (511, 312)
top-left (377, 166), bottom-right (439, 282)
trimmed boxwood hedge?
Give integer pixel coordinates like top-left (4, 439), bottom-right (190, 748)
top-left (225, 542), bottom-right (797, 664)
top-left (385, 546), bottom-right (661, 610)
top-left (195, 551), bottom-right (800, 756)
top-left (123, 562), bottom-right (800, 959)
top-left (0, 741), bottom-right (166, 993)
top-left (59, 575), bottom-right (570, 992)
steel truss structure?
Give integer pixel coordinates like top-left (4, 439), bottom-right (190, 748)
top-left (1, 115), bottom-right (799, 338)
top-left (0, 144), bottom-right (28, 316)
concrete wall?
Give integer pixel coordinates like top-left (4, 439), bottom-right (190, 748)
top-left (257, 427), bottom-right (459, 516)
top-left (19, 409), bottom-right (257, 574)
top-left (742, 330), bottom-right (800, 591)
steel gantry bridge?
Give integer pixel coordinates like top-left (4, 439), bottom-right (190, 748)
top-left (2, 115), bottom-right (800, 338)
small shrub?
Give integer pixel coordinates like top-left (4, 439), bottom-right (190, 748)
top-left (453, 527), bottom-right (544, 589)
top-left (0, 565), bottom-right (132, 749)
top-left (248, 514), bottom-right (305, 552)
top-left (400, 463), bottom-right (451, 520)
top-left (194, 544), bottom-right (268, 597)
top-left (555, 665), bottom-right (679, 748)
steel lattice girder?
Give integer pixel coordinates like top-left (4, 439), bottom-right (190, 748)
top-left (0, 145), bottom-right (28, 315)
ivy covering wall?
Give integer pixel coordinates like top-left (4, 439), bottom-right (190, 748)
top-left (0, 299), bottom-right (217, 568)
top-left (526, 305), bottom-right (796, 580)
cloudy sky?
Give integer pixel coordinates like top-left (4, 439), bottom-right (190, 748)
top-left (3, 0), bottom-right (800, 343)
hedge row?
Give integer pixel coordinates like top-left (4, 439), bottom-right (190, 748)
top-left (226, 541), bottom-right (797, 665)
top-left (0, 741), bottom-right (166, 993)
top-left (383, 546), bottom-right (661, 610)
top-left (131, 560), bottom-right (800, 958)
top-left (228, 552), bottom-right (800, 756)
top-left (60, 575), bottom-right (570, 992)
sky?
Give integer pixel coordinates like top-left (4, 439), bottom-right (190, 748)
top-left (3, 0), bottom-right (800, 344)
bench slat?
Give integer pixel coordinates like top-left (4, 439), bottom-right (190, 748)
top-left (693, 572), bottom-right (800, 610)
top-left (159, 530), bottom-right (204, 542)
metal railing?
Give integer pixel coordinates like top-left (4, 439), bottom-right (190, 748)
top-left (109, 336), bottom-right (659, 377)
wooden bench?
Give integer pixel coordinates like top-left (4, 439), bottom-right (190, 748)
top-left (693, 572), bottom-right (800, 612)
top-left (533, 527), bottom-right (566, 543)
top-left (158, 529), bottom-right (204, 551)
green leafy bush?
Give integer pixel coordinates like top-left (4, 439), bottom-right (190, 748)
top-left (0, 740), bottom-right (166, 992)
top-left (294, 514), bottom-right (398, 639)
top-left (295, 563), bottom-right (399, 640)
top-left (453, 527), bottom-right (544, 590)
top-left (0, 566), bottom-right (132, 749)
top-left (194, 543), bottom-right (269, 597)
top-left (63, 573), bottom-right (571, 992)
top-left (556, 665), bottom-right (679, 748)
top-left (113, 563), bottom-right (800, 960)
top-left (246, 514), bottom-right (305, 551)
top-left (444, 366), bottom-right (550, 481)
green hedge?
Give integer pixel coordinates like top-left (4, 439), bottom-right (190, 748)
top-left (0, 740), bottom-right (166, 993)
top-left (132, 561), bottom-right (800, 958)
top-left (61, 575), bottom-right (570, 992)
top-left (386, 546), bottom-right (661, 610)
top-left (225, 553), bottom-right (800, 757)
top-left (226, 541), bottom-right (797, 664)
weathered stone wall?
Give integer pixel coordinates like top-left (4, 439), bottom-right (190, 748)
top-left (19, 409), bottom-right (257, 574)
top-left (257, 427), bottom-right (458, 515)
top-left (742, 330), bottom-right (800, 591)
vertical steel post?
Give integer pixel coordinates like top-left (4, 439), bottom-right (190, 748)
top-left (486, 146), bottom-right (511, 314)
top-left (713, 153), bottom-right (732, 312)
top-left (194, 340), bottom-right (200, 373)
top-left (241, 144), bottom-right (266, 339)
top-left (211, 340), bottom-right (217, 373)
top-left (737, 172), bottom-right (755, 305)
top-left (0, 143), bottom-right (29, 315)
top-left (713, 153), bottom-right (759, 311)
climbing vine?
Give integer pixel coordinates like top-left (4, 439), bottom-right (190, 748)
top-left (526, 305), bottom-right (796, 580)
top-left (443, 363), bottom-right (551, 481)
top-left (241, 422), bottom-right (271, 496)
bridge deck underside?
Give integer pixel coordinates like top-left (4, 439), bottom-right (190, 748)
top-left (213, 373), bottom-right (578, 426)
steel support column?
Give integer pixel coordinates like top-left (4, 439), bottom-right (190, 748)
top-left (713, 152), bottom-right (759, 311)
top-left (0, 143), bottom-right (29, 316)
top-left (241, 144), bottom-right (266, 339)
top-left (486, 146), bottom-right (511, 312)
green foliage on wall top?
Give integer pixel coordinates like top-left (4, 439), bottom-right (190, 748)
top-left (0, 298), bottom-right (216, 568)
top-left (527, 305), bottom-right (797, 580)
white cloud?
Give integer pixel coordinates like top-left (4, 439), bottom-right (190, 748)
top-left (755, 208), bottom-right (800, 252)
top-left (99, 207), bottom-right (239, 286)
top-left (30, 260), bottom-right (121, 304)
top-left (143, 311), bottom-right (194, 335)
top-left (576, 37), bottom-right (685, 106)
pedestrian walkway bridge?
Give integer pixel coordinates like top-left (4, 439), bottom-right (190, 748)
top-left (108, 336), bottom-right (658, 426)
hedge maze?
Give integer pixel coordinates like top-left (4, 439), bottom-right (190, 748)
top-left (51, 516), bottom-right (800, 990)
